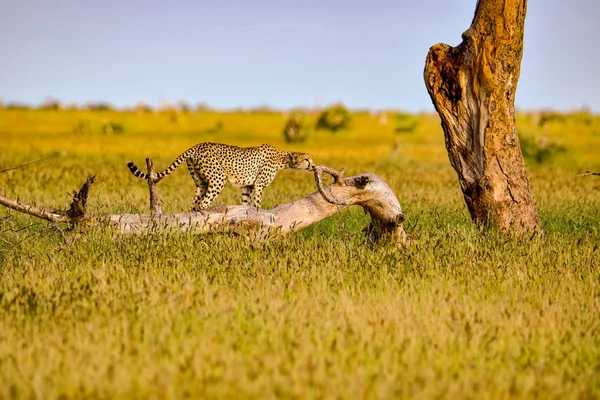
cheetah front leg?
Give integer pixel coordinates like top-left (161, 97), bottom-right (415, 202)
top-left (252, 170), bottom-right (277, 208)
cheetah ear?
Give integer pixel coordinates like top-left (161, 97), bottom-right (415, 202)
top-left (286, 153), bottom-right (295, 164)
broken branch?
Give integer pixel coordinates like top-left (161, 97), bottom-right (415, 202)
top-left (145, 158), bottom-right (162, 216)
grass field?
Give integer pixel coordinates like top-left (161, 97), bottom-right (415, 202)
top-left (0, 108), bottom-right (599, 399)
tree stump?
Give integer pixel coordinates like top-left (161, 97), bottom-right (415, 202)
top-left (424, 0), bottom-right (542, 236)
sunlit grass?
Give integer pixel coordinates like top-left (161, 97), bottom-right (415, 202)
top-left (0, 109), bottom-right (599, 399)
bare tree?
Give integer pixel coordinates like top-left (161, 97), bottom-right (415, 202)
top-left (424, 0), bottom-right (542, 235)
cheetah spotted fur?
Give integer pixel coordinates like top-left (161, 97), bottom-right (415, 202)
top-left (127, 142), bottom-right (314, 210)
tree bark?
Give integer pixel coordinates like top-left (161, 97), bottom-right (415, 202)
top-left (424, 0), bottom-right (542, 235)
top-left (0, 166), bottom-right (407, 245)
top-left (145, 158), bottom-right (162, 216)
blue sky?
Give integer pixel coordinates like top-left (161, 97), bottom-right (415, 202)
top-left (1, 0), bottom-right (598, 111)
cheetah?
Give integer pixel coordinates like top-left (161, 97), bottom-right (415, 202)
top-left (127, 142), bottom-right (314, 210)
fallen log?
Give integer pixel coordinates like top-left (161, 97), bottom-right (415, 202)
top-left (0, 164), bottom-right (407, 245)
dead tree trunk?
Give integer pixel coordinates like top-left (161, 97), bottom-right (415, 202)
top-left (0, 165), bottom-right (407, 245)
top-left (424, 0), bottom-right (542, 235)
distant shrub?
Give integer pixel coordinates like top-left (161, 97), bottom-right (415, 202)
top-left (195, 102), bottom-right (212, 112)
top-left (519, 133), bottom-right (566, 164)
top-left (538, 111), bottom-right (566, 127)
top-left (249, 105), bottom-right (276, 114)
top-left (75, 120), bottom-right (92, 134)
top-left (4, 102), bottom-right (31, 110)
top-left (65, 103), bottom-right (81, 111)
top-left (39, 98), bottom-right (62, 111)
top-left (177, 101), bottom-right (191, 113)
top-left (204, 121), bottom-right (224, 134)
top-left (102, 122), bottom-right (124, 134)
top-left (135, 103), bottom-right (153, 113)
top-left (316, 104), bottom-right (352, 132)
top-left (394, 113), bottom-right (418, 133)
top-left (539, 110), bottom-right (595, 127)
top-left (568, 110), bottom-right (594, 126)
top-left (283, 113), bottom-right (309, 143)
top-left (166, 110), bottom-right (179, 125)
top-left (86, 102), bottom-right (114, 112)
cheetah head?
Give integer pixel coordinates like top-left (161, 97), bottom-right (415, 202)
top-left (288, 152), bottom-right (315, 171)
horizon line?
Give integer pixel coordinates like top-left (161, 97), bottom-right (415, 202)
top-left (1, 98), bottom-right (597, 115)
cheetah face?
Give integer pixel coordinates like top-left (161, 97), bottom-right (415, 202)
top-left (289, 153), bottom-right (315, 171)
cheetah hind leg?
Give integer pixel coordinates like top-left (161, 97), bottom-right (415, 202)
top-left (187, 159), bottom-right (208, 211)
top-left (198, 179), bottom-right (226, 209)
top-left (190, 184), bottom-right (208, 211)
top-left (241, 185), bottom-right (254, 206)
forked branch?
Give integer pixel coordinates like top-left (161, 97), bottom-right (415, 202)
top-left (314, 165), bottom-right (347, 205)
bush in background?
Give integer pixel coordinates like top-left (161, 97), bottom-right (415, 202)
top-left (394, 113), bottom-right (418, 134)
top-left (3, 102), bottom-right (31, 110)
top-left (204, 121), bottom-right (224, 134)
top-left (283, 113), bottom-right (309, 143)
top-left (102, 122), bottom-right (124, 134)
top-left (86, 102), bottom-right (114, 112)
top-left (315, 104), bottom-right (352, 132)
top-left (135, 103), bottom-right (154, 113)
top-left (38, 98), bottom-right (62, 111)
top-left (519, 132), bottom-right (567, 164)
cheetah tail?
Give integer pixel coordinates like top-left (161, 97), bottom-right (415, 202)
top-left (126, 161), bottom-right (149, 180)
top-left (126, 152), bottom-right (190, 182)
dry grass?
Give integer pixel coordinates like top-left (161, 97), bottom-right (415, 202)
top-left (0, 109), bottom-right (599, 399)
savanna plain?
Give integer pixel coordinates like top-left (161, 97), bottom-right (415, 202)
top-left (0, 107), bottom-right (599, 399)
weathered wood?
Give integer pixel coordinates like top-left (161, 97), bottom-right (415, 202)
top-left (0, 167), bottom-right (407, 245)
top-left (424, 0), bottom-right (542, 235)
top-left (145, 158), bottom-right (162, 216)
top-left (66, 175), bottom-right (95, 222)
top-left (0, 193), bottom-right (70, 223)
top-left (0, 176), bottom-right (95, 223)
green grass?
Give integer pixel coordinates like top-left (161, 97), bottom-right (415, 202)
top-left (0, 109), bottom-right (599, 399)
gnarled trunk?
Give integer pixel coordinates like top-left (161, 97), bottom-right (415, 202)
top-left (424, 0), bottom-right (541, 235)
